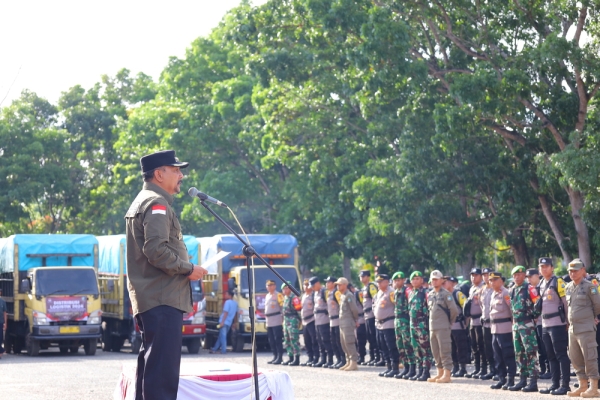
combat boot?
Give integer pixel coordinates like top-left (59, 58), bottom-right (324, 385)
top-left (428, 368), bottom-right (443, 383)
top-left (491, 378), bottom-right (506, 390)
top-left (312, 354), bottom-right (325, 368)
top-left (374, 358), bottom-right (386, 367)
top-left (272, 353), bottom-right (283, 365)
top-left (267, 353), bottom-right (277, 364)
top-left (397, 363), bottom-right (410, 378)
top-left (323, 354), bottom-right (334, 368)
top-left (453, 363), bottom-right (467, 378)
top-left (522, 377), bottom-right (538, 392)
top-left (339, 358), bottom-right (351, 371)
top-left (417, 364), bottom-right (431, 382)
top-left (289, 355), bottom-right (300, 366)
top-left (581, 379), bottom-right (600, 398)
top-left (335, 355), bottom-right (347, 369)
top-left (509, 377), bottom-right (528, 391)
top-left (474, 363), bottom-right (487, 379)
top-left (502, 376), bottom-right (515, 390)
top-left (481, 364), bottom-right (496, 380)
top-left (379, 362), bottom-right (392, 377)
top-left (385, 364), bottom-right (399, 378)
top-left (450, 363), bottom-right (459, 376)
top-left (282, 355), bottom-right (294, 365)
top-left (465, 358), bottom-right (480, 378)
top-left (345, 360), bottom-right (358, 371)
top-left (568, 379), bottom-right (588, 397)
top-left (357, 355), bottom-right (365, 365)
top-left (539, 381), bottom-right (559, 394)
top-left (367, 353), bottom-right (377, 366)
top-left (410, 365), bottom-right (423, 381)
top-left (437, 369), bottom-right (452, 384)
top-left (300, 355), bottom-right (312, 367)
top-left (401, 364), bottom-right (416, 380)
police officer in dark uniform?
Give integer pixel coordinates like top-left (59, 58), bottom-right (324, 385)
top-left (349, 283), bottom-right (367, 364)
top-left (326, 276), bottom-right (344, 368)
top-left (310, 277), bottom-right (334, 368)
top-left (360, 269), bottom-right (381, 365)
top-left (126, 150), bottom-right (208, 400)
top-left (526, 268), bottom-right (551, 381)
top-left (536, 257), bottom-right (570, 395)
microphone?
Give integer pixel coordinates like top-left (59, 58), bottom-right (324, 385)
top-left (188, 187), bottom-right (228, 208)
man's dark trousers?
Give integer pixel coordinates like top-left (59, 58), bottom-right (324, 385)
top-left (135, 305), bottom-right (184, 400)
top-left (365, 317), bottom-right (378, 359)
top-left (267, 325), bottom-right (284, 357)
top-left (303, 321), bottom-right (319, 360)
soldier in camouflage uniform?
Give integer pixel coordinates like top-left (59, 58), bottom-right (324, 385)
top-left (407, 270), bottom-right (434, 381)
top-left (509, 265), bottom-right (540, 392)
top-left (392, 271), bottom-right (416, 379)
top-left (282, 281), bottom-right (302, 366)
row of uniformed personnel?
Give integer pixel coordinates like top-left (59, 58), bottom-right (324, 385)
top-left (264, 257), bottom-right (600, 397)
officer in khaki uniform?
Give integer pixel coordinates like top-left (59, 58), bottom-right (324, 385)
top-left (126, 150), bottom-right (207, 400)
top-left (374, 274), bottom-right (400, 378)
top-left (336, 277), bottom-right (359, 371)
top-left (427, 270), bottom-right (458, 383)
top-left (265, 279), bottom-right (285, 365)
top-left (565, 258), bottom-right (600, 398)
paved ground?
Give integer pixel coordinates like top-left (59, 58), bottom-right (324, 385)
top-left (0, 343), bottom-right (576, 399)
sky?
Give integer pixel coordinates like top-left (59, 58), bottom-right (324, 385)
top-left (0, 0), bottom-right (268, 107)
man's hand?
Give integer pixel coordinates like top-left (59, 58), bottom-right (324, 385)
top-left (188, 265), bottom-right (208, 280)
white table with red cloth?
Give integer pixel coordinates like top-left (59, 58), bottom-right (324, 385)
top-left (113, 361), bottom-right (294, 400)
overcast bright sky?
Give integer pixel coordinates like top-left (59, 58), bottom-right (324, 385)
top-left (0, 0), bottom-right (268, 107)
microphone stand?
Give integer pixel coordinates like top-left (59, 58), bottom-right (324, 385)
top-left (197, 200), bottom-right (300, 400)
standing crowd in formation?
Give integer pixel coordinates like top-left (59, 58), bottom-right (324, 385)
top-left (262, 257), bottom-right (600, 397)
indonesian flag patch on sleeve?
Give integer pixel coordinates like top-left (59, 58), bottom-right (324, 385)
top-left (151, 204), bottom-right (167, 215)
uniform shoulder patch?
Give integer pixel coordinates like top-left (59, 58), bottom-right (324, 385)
top-left (335, 291), bottom-right (342, 302)
top-left (277, 292), bottom-right (284, 305)
top-left (369, 284), bottom-right (378, 297)
top-left (447, 295), bottom-right (452, 301)
top-left (151, 204), bottom-right (167, 215)
top-left (591, 287), bottom-right (598, 295)
top-left (389, 291), bottom-right (395, 303)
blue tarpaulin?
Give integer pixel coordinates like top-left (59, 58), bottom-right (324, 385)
top-left (98, 234), bottom-right (199, 275)
top-left (0, 234), bottom-right (98, 273)
top-left (198, 234), bottom-right (297, 274)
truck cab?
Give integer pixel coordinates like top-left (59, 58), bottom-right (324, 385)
top-left (200, 234), bottom-right (301, 352)
top-left (0, 234), bottom-right (102, 356)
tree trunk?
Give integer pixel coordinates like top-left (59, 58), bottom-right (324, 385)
top-left (529, 179), bottom-right (572, 263)
top-left (455, 252), bottom-right (475, 279)
top-left (566, 187), bottom-right (592, 267)
top-left (343, 256), bottom-right (352, 280)
top-left (510, 227), bottom-right (530, 267)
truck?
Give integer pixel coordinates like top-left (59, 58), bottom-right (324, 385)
top-left (0, 234), bottom-right (102, 356)
top-left (200, 234), bottom-right (301, 352)
top-left (97, 235), bottom-right (205, 354)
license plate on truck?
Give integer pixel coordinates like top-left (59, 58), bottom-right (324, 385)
top-left (59, 326), bottom-right (80, 334)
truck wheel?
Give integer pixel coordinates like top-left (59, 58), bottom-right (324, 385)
top-left (131, 337), bottom-right (142, 354)
top-left (232, 333), bottom-right (245, 353)
top-left (84, 339), bottom-right (97, 356)
top-left (186, 338), bottom-right (201, 354)
top-left (26, 333), bottom-right (40, 357)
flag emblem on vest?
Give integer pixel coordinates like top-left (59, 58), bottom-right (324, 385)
top-left (152, 205), bottom-right (167, 215)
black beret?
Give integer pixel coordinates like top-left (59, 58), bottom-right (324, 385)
top-left (140, 150), bottom-right (189, 173)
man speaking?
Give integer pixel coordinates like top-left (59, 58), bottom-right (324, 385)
top-left (125, 150), bottom-right (207, 400)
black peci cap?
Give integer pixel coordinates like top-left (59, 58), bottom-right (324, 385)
top-left (140, 150), bottom-right (189, 173)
